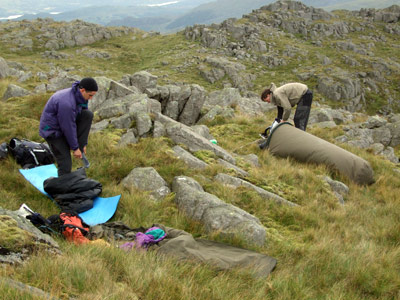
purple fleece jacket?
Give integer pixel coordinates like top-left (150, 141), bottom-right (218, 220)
top-left (39, 81), bottom-right (88, 151)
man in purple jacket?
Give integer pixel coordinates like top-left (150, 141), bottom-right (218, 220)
top-left (39, 78), bottom-right (98, 176)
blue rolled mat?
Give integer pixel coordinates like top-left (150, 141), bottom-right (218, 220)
top-left (19, 164), bottom-right (120, 226)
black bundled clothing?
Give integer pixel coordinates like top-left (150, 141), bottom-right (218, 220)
top-left (44, 168), bottom-right (102, 213)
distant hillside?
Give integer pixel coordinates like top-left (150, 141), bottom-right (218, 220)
top-left (165, 0), bottom-right (271, 31)
top-left (168, 0), bottom-right (400, 32)
top-left (4, 0), bottom-right (400, 33)
top-left (303, 0), bottom-right (400, 10)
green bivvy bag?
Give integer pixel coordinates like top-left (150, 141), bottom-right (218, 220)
top-left (265, 123), bottom-right (375, 185)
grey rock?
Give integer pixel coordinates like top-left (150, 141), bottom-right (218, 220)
top-left (0, 207), bottom-right (60, 265)
top-left (205, 88), bottom-right (242, 108)
top-left (322, 176), bottom-right (349, 205)
top-left (153, 121), bottom-right (166, 138)
top-left (129, 71), bottom-right (158, 92)
top-left (381, 147), bottom-right (399, 163)
top-left (371, 127), bottom-right (392, 146)
top-left (107, 80), bottom-right (139, 99)
top-left (172, 176), bottom-right (266, 246)
top-left (0, 56), bottom-right (10, 78)
top-left (241, 154), bottom-right (260, 168)
top-left (34, 83), bottom-right (47, 94)
top-left (217, 159), bottom-right (249, 177)
top-left (198, 105), bottom-right (235, 123)
top-left (236, 97), bottom-right (274, 117)
top-left (46, 75), bottom-right (79, 92)
top-left (172, 146), bottom-right (208, 169)
top-left (364, 115), bottom-right (387, 129)
top-left (17, 71), bottom-right (32, 83)
top-left (122, 167), bottom-right (170, 201)
top-left (97, 98), bottom-right (130, 119)
top-left (42, 50), bottom-right (71, 59)
top-left (110, 114), bottom-right (132, 129)
top-left (388, 121), bottom-right (400, 147)
top-left (2, 84), bottom-right (30, 100)
top-left (89, 76), bottom-right (113, 112)
top-left (214, 173), bottom-right (297, 207)
top-left (118, 129), bottom-right (138, 147)
top-left (163, 118), bottom-right (236, 164)
top-left (134, 112), bottom-right (152, 137)
top-left (91, 119), bottom-right (109, 133)
top-left (178, 84), bottom-right (206, 126)
top-left (191, 125), bottom-right (214, 140)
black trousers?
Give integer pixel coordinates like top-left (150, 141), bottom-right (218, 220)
top-left (294, 90), bottom-right (313, 131)
top-left (276, 90), bottom-right (313, 131)
top-left (46, 109), bottom-right (93, 176)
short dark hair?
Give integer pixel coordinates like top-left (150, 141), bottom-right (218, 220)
top-left (79, 77), bottom-right (98, 92)
top-left (261, 88), bottom-right (271, 101)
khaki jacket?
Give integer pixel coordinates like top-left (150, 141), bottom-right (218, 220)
top-left (270, 83), bottom-right (308, 121)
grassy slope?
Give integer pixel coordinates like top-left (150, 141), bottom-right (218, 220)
top-left (0, 14), bottom-right (400, 300)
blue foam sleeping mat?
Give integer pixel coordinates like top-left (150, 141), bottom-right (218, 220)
top-left (19, 164), bottom-right (121, 226)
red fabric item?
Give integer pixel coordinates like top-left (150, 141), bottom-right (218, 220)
top-left (60, 213), bottom-right (89, 245)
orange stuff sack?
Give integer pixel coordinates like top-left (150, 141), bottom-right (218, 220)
top-left (59, 212), bottom-right (90, 245)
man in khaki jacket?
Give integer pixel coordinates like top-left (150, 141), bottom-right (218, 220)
top-left (261, 82), bottom-right (313, 131)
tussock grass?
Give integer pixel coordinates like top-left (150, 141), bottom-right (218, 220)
top-left (1, 17), bottom-right (400, 299)
top-left (1, 91), bottom-right (400, 299)
top-left (0, 110), bottom-right (398, 299)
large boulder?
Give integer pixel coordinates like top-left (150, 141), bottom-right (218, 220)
top-left (178, 84), bottom-right (206, 126)
top-left (158, 114), bottom-right (236, 164)
top-left (172, 176), bottom-right (266, 246)
top-left (128, 71), bottom-right (158, 93)
top-left (122, 167), bottom-right (170, 201)
top-left (2, 84), bottom-right (30, 100)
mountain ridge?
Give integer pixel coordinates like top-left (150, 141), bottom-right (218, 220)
top-left (2, 0), bottom-right (400, 33)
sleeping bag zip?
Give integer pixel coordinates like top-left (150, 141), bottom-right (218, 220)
top-left (264, 123), bottom-right (375, 185)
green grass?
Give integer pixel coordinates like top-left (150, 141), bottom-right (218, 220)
top-left (2, 93), bottom-right (400, 299)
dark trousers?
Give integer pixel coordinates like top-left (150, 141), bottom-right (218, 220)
top-left (294, 90), bottom-right (313, 131)
top-left (46, 109), bottom-right (93, 176)
top-left (276, 90), bottom-right (313, 131)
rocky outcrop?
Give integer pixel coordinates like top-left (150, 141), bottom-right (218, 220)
top-left (199, 56), bottom-right (256, 91)
top-left (0, 18), bottom-right (140, 52)
top-left (0, 207), bottom-right (60, 265)
top-left (355, 5), bottom-right (400, 23)
top-left (183, 1), bottom-right (400, 113)
top-left (203, 88), bottom-right (274, 117)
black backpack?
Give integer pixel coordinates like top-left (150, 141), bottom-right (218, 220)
top-left (8, 137), bottom-right (55, 169)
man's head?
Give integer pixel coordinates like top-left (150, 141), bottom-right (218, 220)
top-left (79, 77), bottom-right (98, 100)
top-left (261, 88), bottom-right (272, 103)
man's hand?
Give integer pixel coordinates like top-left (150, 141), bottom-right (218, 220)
top-left (73, 148), bottom-right (82, 159)
top-left (83, 146), bottom-right (87, 154)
